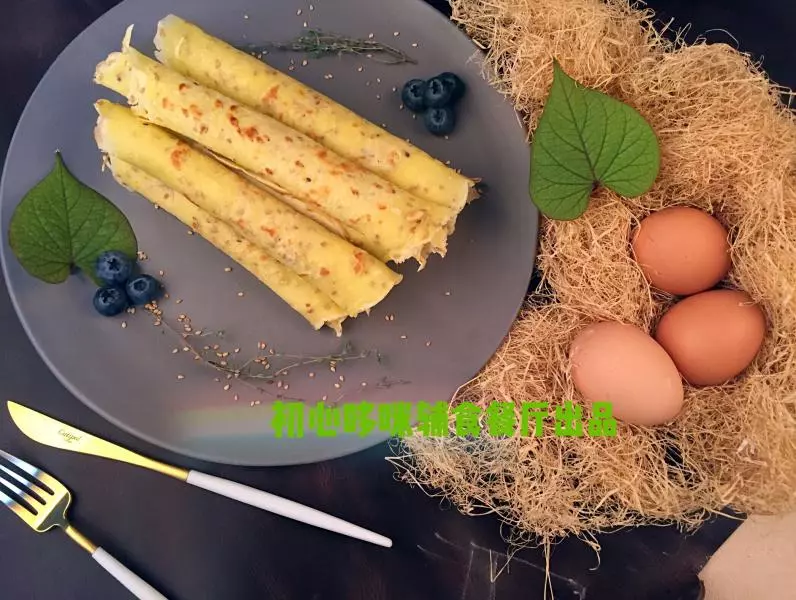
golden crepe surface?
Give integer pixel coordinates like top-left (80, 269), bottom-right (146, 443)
top-left (107, 156), bottom-right (347, 334)
top-left (93, 100), bottom-right (401, 319)
top-left (94, 27), bottom-right (450, 265)
top-left (154, 15), bottom-right (477, 218)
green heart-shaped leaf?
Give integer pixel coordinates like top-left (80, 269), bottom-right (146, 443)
top-left (8, 151), bottom-right (137, 284)
top-left (529, 61), bottom-right (660, 220)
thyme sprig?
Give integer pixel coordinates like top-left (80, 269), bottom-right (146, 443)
top-left (244, 29), bottom-right (416, 64)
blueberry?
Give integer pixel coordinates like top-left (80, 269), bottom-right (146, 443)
top-left (423, 76), bottom-right (454, 108)
top-left (126, 275), bottom-right (163, 306)
top-left (438, 72), bottom-right (466, 103)
top-left (424, 106), bottom-right (456, 136)
top-left (93, 285), bottom-right (129, 317)
top-left (401, 79), bottom-right (427, 112)
top-left (95, 250), bottom-right (133, 285)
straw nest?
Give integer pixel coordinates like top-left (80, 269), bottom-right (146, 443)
top-left (389, 0), bottom-right (796, 552)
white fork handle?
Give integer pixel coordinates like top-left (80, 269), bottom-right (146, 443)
top-left (92, 547), bottom-right (168, 599)
top-left (186, 470), bottom-right (392, 548)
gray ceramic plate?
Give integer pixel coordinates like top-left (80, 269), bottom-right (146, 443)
top-left (0, 0), bottom-right (536, 466)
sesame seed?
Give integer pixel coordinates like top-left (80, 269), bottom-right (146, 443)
top-left (412, 114), bottom-right (416, 119)
top-left (184, 326), bottom-right (193, 333)
top-left (296, 8), bottom-right (302, 14)
top-left (322, 395), bottom-right (328, 402)
top-left (164, 293), bottom-right (170, 300)
top-left (324, 74), bottom-right (334, 80)
top-left (444, 291), bottom-right (451, 296)
top-left (368, 33), bottom-right (374, 39)
top-left (411, 42), bottom-right (418, 48)
top-left (361, 382), bottom-right (367, 387)
top-left (187, 230), bottom-right (194, 235)
top-left (214, 377), bottom-right (221, 383)
top-left (392, 86), bottom-right (397, 92)
top-left (399, 104), bottom-right (404, 110)
top-left (393, 31), bottom-right (400, 36)
top-left (234, 394), bottom-right (239, 401)
top-left (445, 160), bottom-right (451, 165)
top-left (137, 251), bottom-right (148, 261)
top-left (194, 355), bottom-right (201, 361)
top-left (366, 81), bottom-right (371, 86)
top-left (258, 341), bottom-right (266, 350)
top-left (237, 291), bottom-right (245, 297)
top-left (224, 267), bottom-right (232, 272)
top-left (330, 365), bottom-right (336, 372)
top-left (158, 270), bottom-right (165, 276)
top-left (223, 384), bottom-right (231, 391)
top-left (176, 299), bottom-right (183, 304)
top-left (234, 348), bottom-right (241, 354)
top-left (250, 401), bottom-right (256, 407)
top-left (268, 348), bottom-right (275, 355)
top-left (121, 321), bottom-right (127, 329)
top-left (376, 77), bottom-right (381, 84)
top-left (444, 135), bottom-right (450, 140)
top-left (244, 14), bottom-right (249, 19)
top-left (376, 94), bottom-right (381, 100)
top-left (126, 307), bottom-right (136, 315)
top-left (283, 384), bottom-right (289, 390)
top-left (357, 66), bottom-right (364, 72)
top-left (303, 21), bottom-right (308, 27)
top-left (154, 320), bottom-right (162, 326)
top-left (182, 346), bottom-right (190, 352)
top-left (309, 372), bottom-right (315, 378)
top-left (220, 361), bottom-right (228, 367)
top-left (177, 374), bottom-right (185, 380)
top-left (400, 335), bottom-right (407, 340)
top-left (309, 3), bottom-right (314, 10)
top-left (426, 341), bottom-right (432, 347)
top-left (301, 59), bottom-right (308, 67)
top-left (334, 383), bottom-right (341, 389)
top-left (178, 314), bottom-right (186, 320)
top-left (277, 381), bottom-right (283, 389)
top-left (227, 374), bottom-right (233, 380)
top-left (288, 65), bottom-right (295, 71)
top-left (195, 330), bottom-right (203, 336)
top-left (172, 348), bottom-right (179, 354)
top-left (339, 375), bottom-right (345, 382)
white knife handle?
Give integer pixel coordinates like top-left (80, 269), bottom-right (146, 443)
top-left (92, 547), bottom-right (168, 600)
top-left (186, 470), bottom-right (392, 548)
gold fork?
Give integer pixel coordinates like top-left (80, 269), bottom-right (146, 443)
top-left (0, 448), bottom-right (167, 599)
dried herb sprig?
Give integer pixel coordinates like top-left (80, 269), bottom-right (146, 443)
top-left (244, 29), bottom-right (417, 64)
top-left (145, 302), bottom-right (381, 399)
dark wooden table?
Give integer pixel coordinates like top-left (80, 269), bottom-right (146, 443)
top-left (1, 1), bottom-right (793, 598)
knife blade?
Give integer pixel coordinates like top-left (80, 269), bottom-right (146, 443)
top-left (6, 401), bottom-right (392, 548)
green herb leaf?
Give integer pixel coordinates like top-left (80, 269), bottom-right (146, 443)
top-left (529, 61), bottom-right (660, 220)
top-left (8, 151), bottom-right (137, 284)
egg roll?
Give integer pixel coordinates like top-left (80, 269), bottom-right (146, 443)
top-left (154, 15), bottom-right (477, 218)
top-left (107, 156), bottom-right (347, 334)
top-left (94, 27), bottom-right (449, 266)
top-left (93, 100), bottom-right (401, 318)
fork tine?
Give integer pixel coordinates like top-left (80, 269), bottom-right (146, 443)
top-left (0, 449), bottom-right (59, 492)
top-left (0, 486), bottom-right (33, 521)
top-left (0, 470), bottom-right (41, 511)
top-left (0, 463), bottom-right (48, 502)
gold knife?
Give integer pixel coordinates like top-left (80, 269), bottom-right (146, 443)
top-left (6, 401), bottom-right (392, 548)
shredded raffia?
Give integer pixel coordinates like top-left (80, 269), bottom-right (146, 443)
top-left (387, 0), bottom-right (796, 578)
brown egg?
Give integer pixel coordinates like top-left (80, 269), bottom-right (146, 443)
top-left (654, 289), bottom-right (766, 386)
top-left (569, 321), bottom-right (684, 426)
top-left (632, 206), bottom-right (731, 296)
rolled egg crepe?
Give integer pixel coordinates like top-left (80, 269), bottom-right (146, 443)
top-left (154, 15), bottom-right (477, 217)
top-left (94, 27), bottom-right (450, 266)
top-left (107, 156), bottom-right (347, 334)
top-left (94, 100), bottom-right (401, 318)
